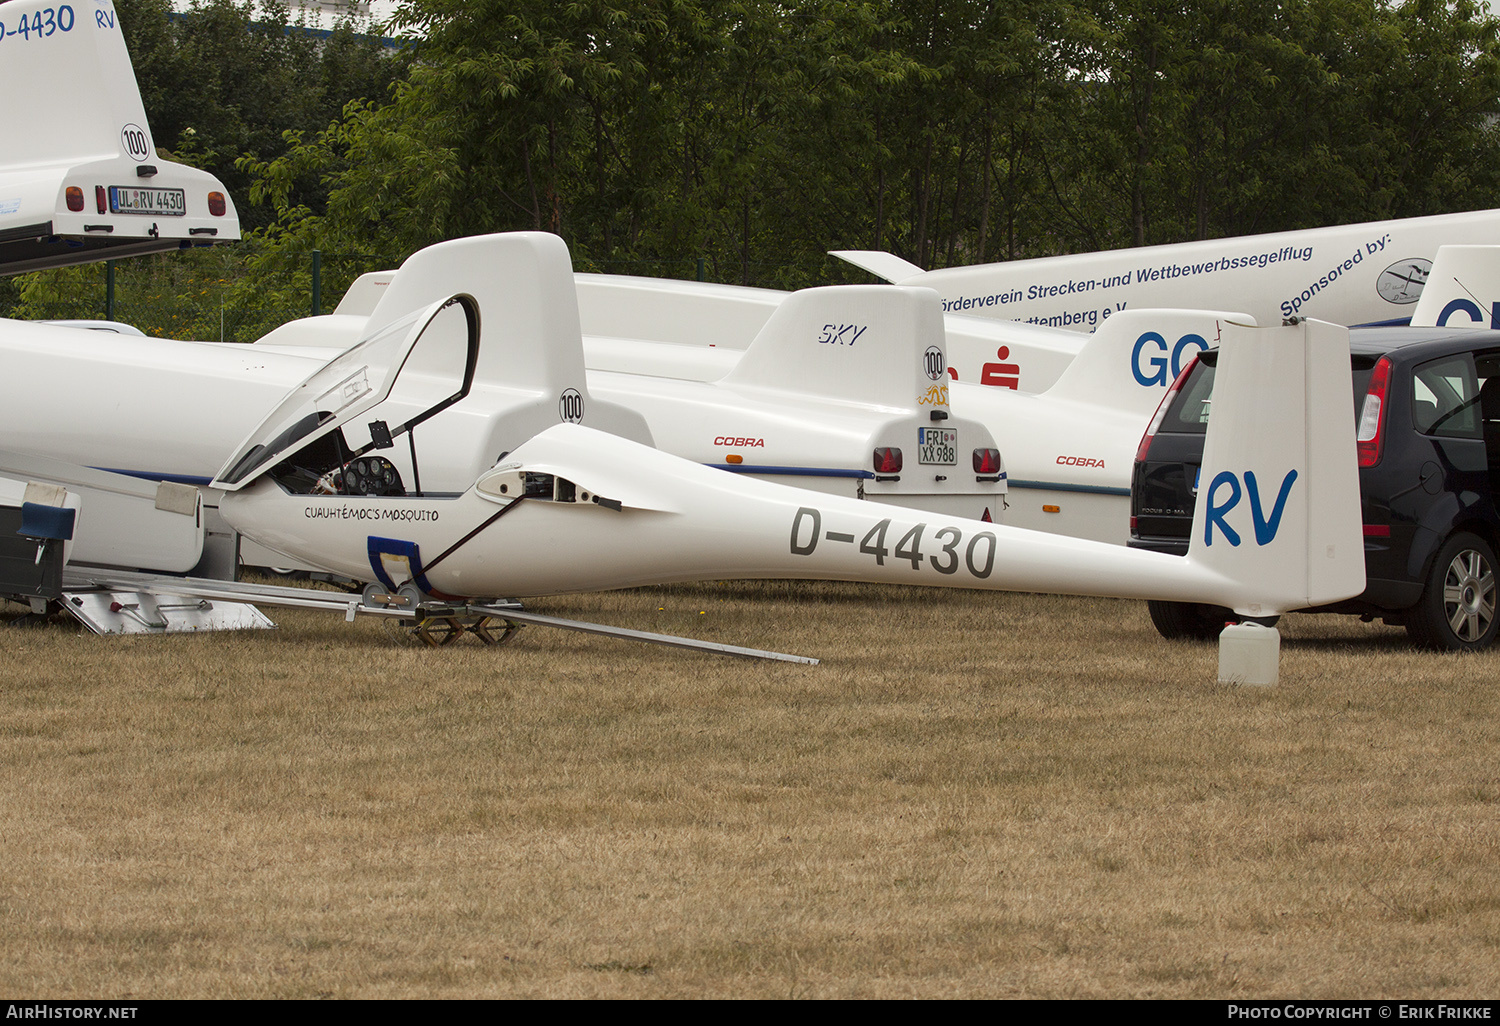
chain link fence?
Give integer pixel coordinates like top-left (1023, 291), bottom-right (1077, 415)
top-left (1, 247), bottom-right (812, 343)
top-left (1, 249), bottom-right (398, 343)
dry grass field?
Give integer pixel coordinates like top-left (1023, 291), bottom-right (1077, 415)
top-left (1, 580), bottom-right (1497, 999)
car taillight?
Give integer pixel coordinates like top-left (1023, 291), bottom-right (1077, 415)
top-left (208, 191), bottom-right (226, 216)
top-left (95, 186), bottom-right (107, 214)
top-left (873, 448), bottom-right (903, 474)
top-left (973, 448), bottom-right (1001, 474)
top-left (1357, 357), bottom-right (1391, 468)
top-left (1136, 355), bottom-right (1198, 463)
top-left (65, 187), bottom-right (84, 212)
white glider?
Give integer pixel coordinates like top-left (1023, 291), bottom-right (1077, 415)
top-left (212, 275), bottom-right (1364, 621)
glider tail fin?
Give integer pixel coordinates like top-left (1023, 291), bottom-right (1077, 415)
top-left (1184, 318), bottom-right (1365, 617)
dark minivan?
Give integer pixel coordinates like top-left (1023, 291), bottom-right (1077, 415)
top-left (1130, 326), bottom-right (1500, 650)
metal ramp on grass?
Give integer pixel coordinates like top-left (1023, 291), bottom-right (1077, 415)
top-left (61, 587), bottom-right (275, 634)
top-left (55, 568), bottom-right (819, 664)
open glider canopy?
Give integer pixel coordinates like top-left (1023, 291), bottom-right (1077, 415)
top-left (212, 294), bottom-right (480, 493)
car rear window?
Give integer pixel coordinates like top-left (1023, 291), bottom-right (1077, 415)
top-left (1159, 352), bottom-right (1373, 434)
top-left (1160, 359), bottom-right (1216, 434)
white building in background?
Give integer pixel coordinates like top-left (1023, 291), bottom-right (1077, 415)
top-left (280, 1), bottom-right (403, 30)
top-left (168, 1), bottom-right (406, 36)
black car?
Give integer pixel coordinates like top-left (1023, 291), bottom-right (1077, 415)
top-left (1130, 326), bottom-right (1500, 650)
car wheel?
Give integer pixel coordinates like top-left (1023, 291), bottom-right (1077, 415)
top-left (1406, 532), bottom-right (1499, 651)
top-left (1146, 600), bottom-right (1235, 642)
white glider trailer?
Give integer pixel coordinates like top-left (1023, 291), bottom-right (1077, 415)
top-left (833, 208), bottom-right (1500, 363)
top-left (0, 0), bottom-right (240, 273)
top-left (561, 210), bottom-right (1500, 401)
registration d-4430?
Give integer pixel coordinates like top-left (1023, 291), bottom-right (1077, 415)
top-left (917, 426), bottom-right (956, 465)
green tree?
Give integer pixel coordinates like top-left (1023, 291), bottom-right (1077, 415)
top-left (1038, 0), bottom-right (1500, 252)
top-left (17, 0), bottom-right (1500, 331)
top-left (116, 0), bottom-right (404, 229)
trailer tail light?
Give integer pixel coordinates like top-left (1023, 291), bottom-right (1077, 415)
top-left (208, 191), bottom-right (226, 216)
top-left (95, 186), bottom-right (107, 213)
top-left (1357, 357), bottom-right (1392, 468)
top-left (973, 448), bottom-right (1002, 475)
top-left (1136, 355), bottom-right (1198, 463)
top-left (873, 448), bottom-right (903, 474)
top-left (65, 187), bottom-right (84, 212)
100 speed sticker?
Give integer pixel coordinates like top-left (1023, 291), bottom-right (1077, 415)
top-left (789, 507), bottom-right (995, 577)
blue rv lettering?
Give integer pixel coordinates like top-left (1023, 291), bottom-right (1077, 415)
top-left (1203, 470), bottom-right (1299, 547)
